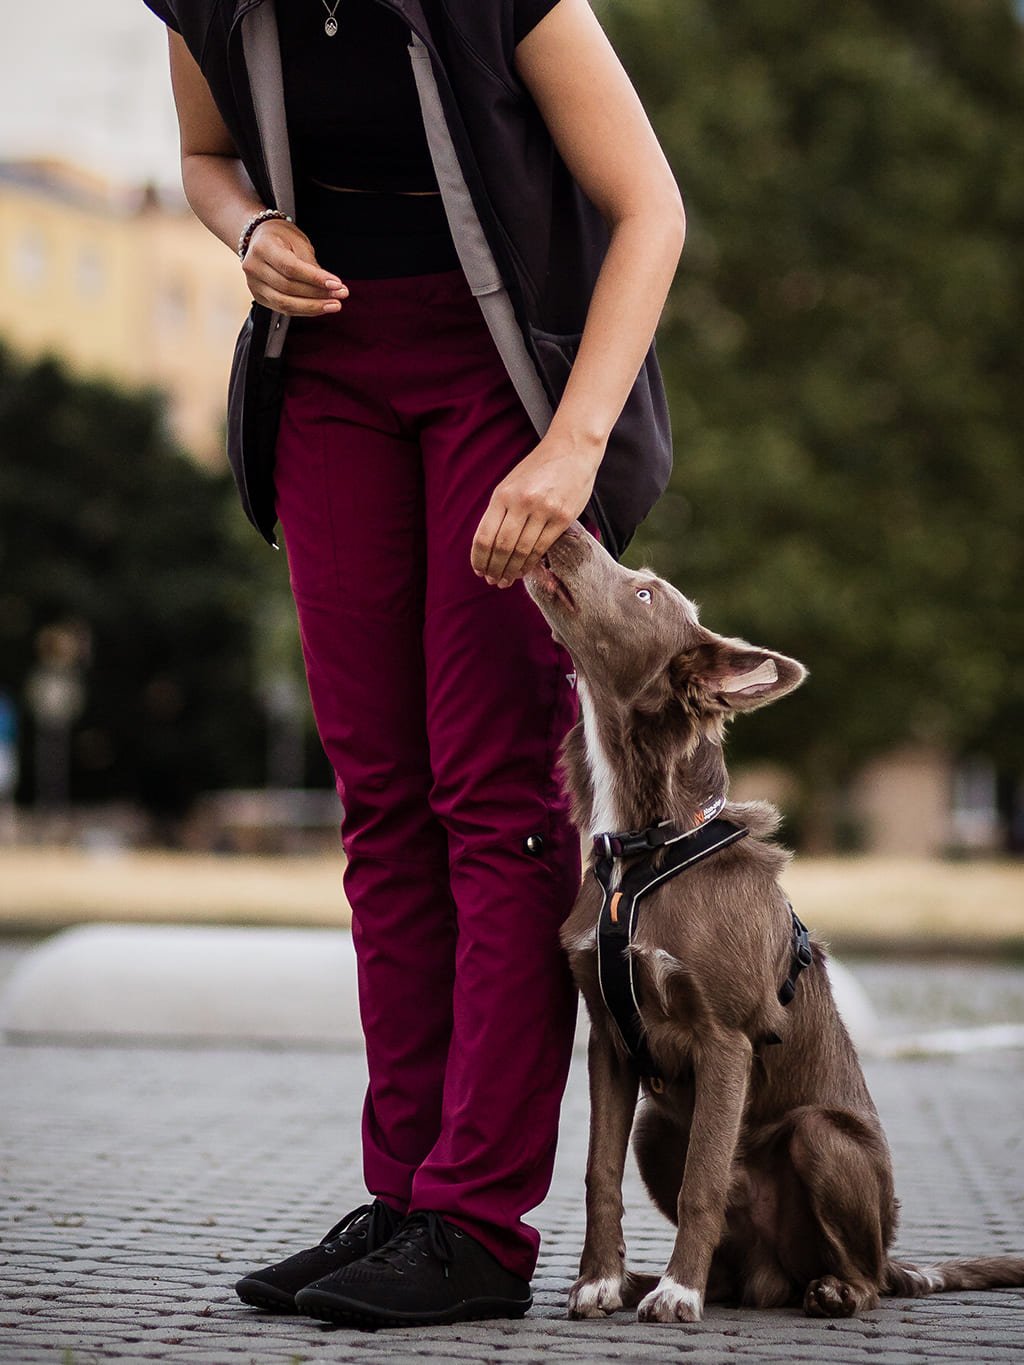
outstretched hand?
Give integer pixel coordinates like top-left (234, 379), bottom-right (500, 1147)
top-left (471, 433), bottom-right (602, 587)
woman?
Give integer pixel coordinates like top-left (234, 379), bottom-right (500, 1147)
top-left (142, 0), bottom-right (683, 1330)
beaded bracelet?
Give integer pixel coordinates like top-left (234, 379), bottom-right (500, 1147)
top-left (237, 208), bottom-right (294, 261)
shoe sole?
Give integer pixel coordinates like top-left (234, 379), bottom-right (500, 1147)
top-left (234, 1277), bottom-right (299, 1313)
top-left (296, 1287), bottom-right (532, 1330)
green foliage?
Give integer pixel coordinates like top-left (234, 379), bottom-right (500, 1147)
top-left (0, 346), bottom-right (299, 815)
top-left (604, 0), bottom-right (1024, 785)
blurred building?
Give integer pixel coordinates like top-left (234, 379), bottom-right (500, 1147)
top-left (731, 747), bottom-right (1004, 857)
top-left (0, 157), bottom-right (250, 463)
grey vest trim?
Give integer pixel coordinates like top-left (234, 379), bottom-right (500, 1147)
top-left (407, 33), bottom-right (554, 437)
top-left (241, 0), bottom-right (293, 362)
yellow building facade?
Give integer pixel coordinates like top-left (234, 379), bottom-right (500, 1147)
top-left (0, 158), bottom-right (252, 464)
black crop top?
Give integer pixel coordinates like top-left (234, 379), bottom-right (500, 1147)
top-left (277, 0), bottom-right (562, 194)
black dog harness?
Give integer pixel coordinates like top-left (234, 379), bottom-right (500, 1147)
top-left (592, 801), bottom-right (813, 1088)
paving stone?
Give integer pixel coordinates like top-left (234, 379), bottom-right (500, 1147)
top-left (2, 1035), bottom-right (1023, 1364)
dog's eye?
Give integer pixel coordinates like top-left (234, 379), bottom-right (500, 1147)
top-left (636, 588), bottom-right (653, 604)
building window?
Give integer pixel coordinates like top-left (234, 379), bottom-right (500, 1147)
top-left (14, 231), bottom-right (47, 287)
top-left (209, 290), bottom-right (243, 342)
top-left (76, 245), bottom-right (106, 298)
top-left (156, 278), bottom-right (189, 334)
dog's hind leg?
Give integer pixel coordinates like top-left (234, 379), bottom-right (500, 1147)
top-left (785, 1106), bottom-right (895, 1317)
top-left (637, 1032), bottom-right (753, 1324)
top-left (631, 1096), bottom-right (749, 1305)
top-left (567, 1024), bottom-right (639, 1319)
top-left (632, 1097), bottom-right (688, 1225)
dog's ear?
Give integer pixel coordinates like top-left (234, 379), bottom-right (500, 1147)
top-left (672, 636), bottom-right (807, 713)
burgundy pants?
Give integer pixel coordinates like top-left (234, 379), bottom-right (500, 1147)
top-left (273, 267), bottom-right (584, 1279)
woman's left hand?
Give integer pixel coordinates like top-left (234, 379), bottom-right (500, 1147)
top-left (471, 432), bottom-right (603, 587)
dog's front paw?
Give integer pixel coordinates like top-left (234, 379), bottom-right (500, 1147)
top-left (567, 1275), bottom-right (624, 1318)
top-left (637, 1276), bottom-right (704, 1324)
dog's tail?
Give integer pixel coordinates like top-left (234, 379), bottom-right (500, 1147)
top-left (885, 1255), bottom-right (1024, 1298)
top-left (619, 1270), bottom-right (661, 1308)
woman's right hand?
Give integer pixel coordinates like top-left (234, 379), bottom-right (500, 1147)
top-left (242, 218), bottom-right (348, 316)
top-left (165, 31), bottom-right (347, 316)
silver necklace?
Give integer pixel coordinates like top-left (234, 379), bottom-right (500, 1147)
top-left (320, 0), bottom-right (341, 38)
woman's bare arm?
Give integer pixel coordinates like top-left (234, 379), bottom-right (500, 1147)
top-left (515, 0), bottom-right (685, 448)
top-left (471, 0), bottom-right (684, 585)
top-left (167, 30), bottom-right (346, 315)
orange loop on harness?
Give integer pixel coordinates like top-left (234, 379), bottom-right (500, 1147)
top-left (609, 891), bottom-right (622, 925)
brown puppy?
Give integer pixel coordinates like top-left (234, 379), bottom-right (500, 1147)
top-left (525, 523), bottom-right (1023, 1324)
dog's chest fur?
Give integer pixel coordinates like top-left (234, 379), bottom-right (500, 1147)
top-left (574, 678), bottom-right (623, 888)
top-left (559, 697), bottom-right (704, 1025)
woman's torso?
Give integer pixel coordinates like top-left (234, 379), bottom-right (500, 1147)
top-left (277, 1), bottom-right (462, 277)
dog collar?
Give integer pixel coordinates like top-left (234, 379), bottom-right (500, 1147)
top-left (592, 794), bottom-right (727, 860)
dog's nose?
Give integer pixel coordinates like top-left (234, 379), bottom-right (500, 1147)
top-left (563, 521), bottom-right (583, 540)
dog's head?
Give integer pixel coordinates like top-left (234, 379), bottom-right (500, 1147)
top-left (525, 523), bottom-right (807, 734)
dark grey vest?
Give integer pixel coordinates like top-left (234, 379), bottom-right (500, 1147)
top-left (146, 0), bottom-right (673, 557)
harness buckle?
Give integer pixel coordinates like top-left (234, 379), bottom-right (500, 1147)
top-left (790, 908), bottom-right (813, 967)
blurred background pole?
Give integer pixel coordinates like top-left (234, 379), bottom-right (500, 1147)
top-left (0, 691), bottom-right (19, 844)
top-left (25, 623), bottom-right (89, 820)
top-left (263, 671), bottom-right (305, 792)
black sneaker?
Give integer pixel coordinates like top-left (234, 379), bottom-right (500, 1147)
top-left (234, 1198), bottom-right (403, 1312)
top-left (294, 1209), bottom-right (533, 1328)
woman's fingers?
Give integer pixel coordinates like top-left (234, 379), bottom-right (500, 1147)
top-left (473, 500), bottom-right (558, 587)
top-left (471, 503), bottom-right (510, 582)
top-left (250, 258), bottom-right (344, 301)
top-left (248, 284), bottom-right (345, 317)
top-left (473, 454), bottom-right (593, 586)
top-left (488, 512), bottom-right (550, 586)
top-left (259, 236), bottom-right (344, 291)
top-left (243, 220), bottom-right (348, 312)
top-left (520, 521), bottom-right (569, 579)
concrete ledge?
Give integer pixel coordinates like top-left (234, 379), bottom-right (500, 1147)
top-left (0, 923), bottom-right (362, 1047)
top-left (0, 922), bottom-right (883, 1054)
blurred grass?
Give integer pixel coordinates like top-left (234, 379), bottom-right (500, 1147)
top-left (0, 848), bottom-right (351, 931)
top-left (0, 849), bottom-right (1021, 954)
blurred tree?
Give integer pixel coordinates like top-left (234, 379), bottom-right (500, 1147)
top-left (0, 346), bottom-right (311, 827)
top-left (604, 0), bottom-right (1024, 844)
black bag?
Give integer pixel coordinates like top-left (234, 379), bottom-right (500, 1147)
top-left (226, 302), bottom-right (287, 544)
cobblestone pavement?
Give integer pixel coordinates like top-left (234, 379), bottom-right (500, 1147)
top-left (844, 957), bottom-right (1024, 1034)
top-left (1, 1040), bottom-right (1022, 1365)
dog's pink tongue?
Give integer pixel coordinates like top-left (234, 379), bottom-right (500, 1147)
top-left (526, 559), bottom-right (575, 612)
top-left (526, 560), bottom-right (558, 593)
top-left (540, 566), bottom-right (563, 596)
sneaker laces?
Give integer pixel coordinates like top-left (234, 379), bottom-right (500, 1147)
top-left (319, 1198), bottom-right (395, 1251)
top-left (361, 1210), bottom-right (458, 1274)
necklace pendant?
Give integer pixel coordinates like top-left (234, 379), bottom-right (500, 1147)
top-left (324, 16), bottom-right (338, 37)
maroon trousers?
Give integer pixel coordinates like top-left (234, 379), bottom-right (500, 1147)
top-left (273, 267), bottom-right (585, 1279)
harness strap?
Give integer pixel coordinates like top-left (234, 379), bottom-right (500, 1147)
top-left (594, 821), bottom-right (815, 1084)
top-left (779, 905), bottom-right (813, 1006)
top-left (595, 818), bottom-right (748, 1083)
